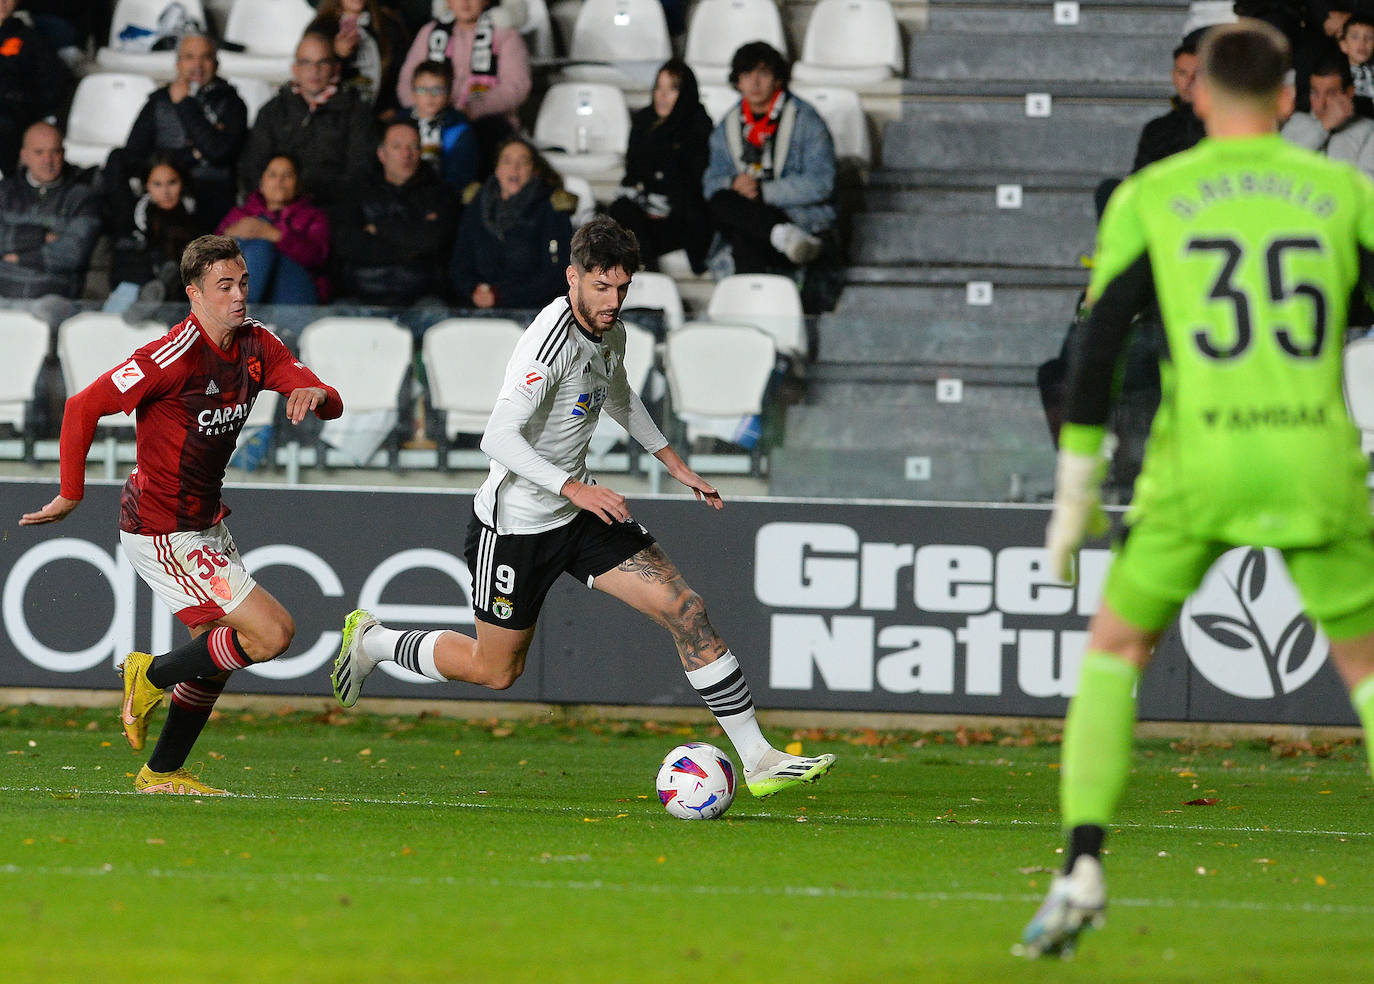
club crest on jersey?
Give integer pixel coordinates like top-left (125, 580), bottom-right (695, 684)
top-left (247, 357), bottom-right (262, 383)
top-left (111, 360), bottom-right (144, 393)
top-left (491, 596), bottom-right (514, 620)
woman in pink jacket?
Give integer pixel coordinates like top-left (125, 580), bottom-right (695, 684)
top-left (395, 0), bottom-right (531, 173)
top-left (217, 154), bottom-right (332, 304)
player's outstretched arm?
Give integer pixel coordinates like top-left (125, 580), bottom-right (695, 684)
top-left (562, 478), bottom-right (631, 524)
top-left (19, 495), bottom-right (80, 526)
top-left (654, 446), bottom-right (723, 510)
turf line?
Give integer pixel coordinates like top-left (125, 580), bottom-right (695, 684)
top-left (0, 862), bottom-right (1370, 915)
top-left (2, 784), bottom-right (1371, 839)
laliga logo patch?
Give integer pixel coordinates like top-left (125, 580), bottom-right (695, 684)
top-left (1179, 548), bottom-right (1327, 699)
top-left (111, 360), bottom-right (145, 393)
top-left (516, 369), bottom-right (544, 400)
top-left (491, 596), bottom-right (514, 620)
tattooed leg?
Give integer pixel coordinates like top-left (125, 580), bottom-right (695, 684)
top-left (595, 545), bottom-right (727, 670)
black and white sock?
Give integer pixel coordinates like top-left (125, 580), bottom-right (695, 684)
top-left (360, 627), bottom-right (447, 681)
top-left (684, 651), bottom-right (770, 772)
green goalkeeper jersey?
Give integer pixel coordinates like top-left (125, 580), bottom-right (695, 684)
top-left (1069, 132), bottom-right (1374, 546)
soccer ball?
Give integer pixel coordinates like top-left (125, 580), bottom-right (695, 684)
top-left (655, 742), bottom-right (736, 820)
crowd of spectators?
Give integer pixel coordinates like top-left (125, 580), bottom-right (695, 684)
top-left (0, 0), bottom-right (841, 318)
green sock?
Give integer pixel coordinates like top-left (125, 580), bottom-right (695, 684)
top-left (1349, 675), bottom-right (1374, 779)
top-left (1061, 650), bottom-right (1140, 829)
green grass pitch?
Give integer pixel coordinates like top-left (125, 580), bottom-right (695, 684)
top-left (2, 703), bottom-right (1373, 983)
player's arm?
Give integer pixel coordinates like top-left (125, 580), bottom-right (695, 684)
top-left (260, 329), bottom-right (343, 423)
top-left (1045, 181), bottom-right (1153, 580)
top-left (600, 336), bottom-right (671, 456)
top-left (19, 376), bottom-right (126, 525)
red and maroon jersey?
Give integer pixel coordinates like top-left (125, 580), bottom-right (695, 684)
top-left (59, 313), bottom-right (341, 534)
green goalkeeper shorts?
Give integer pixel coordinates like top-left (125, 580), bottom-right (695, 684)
top-left (1104, 516), bottom-right (1374, 641)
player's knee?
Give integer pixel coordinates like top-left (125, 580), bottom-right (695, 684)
top-left (244, 615), bottom-right (294, 661)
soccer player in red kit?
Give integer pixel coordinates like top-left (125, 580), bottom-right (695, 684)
top-left (19, 235), bottom-right (343, 795)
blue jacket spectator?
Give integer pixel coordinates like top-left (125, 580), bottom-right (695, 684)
top-left (400, 59), bottom-right (481, 192)
top-left (0, 122), bottom-right (100, 299)
top-left (702, 42), bottom-right (835, 275)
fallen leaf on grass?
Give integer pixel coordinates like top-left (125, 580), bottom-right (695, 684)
top-left (1184, 798), bottom-right (1219, 806)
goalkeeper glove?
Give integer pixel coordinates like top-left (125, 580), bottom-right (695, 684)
top-left (1045, 432), bottom-right (1116, 583)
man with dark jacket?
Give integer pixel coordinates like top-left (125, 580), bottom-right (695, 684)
top-left (0, 121), bottom-right (100, 299)
top-left (1132, 38), bottom-right (1205, 172)
top-left (239, 32), bottom-right (375, 208)
top-left (331, 120), bottom-right (459, 304)
top-left (0, 0), bottom-right (70, 176)
top-left (120, 34), bottom-right (247, 230)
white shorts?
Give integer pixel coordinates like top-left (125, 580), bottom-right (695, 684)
top-left (120, 522), bottom-right (257, 628)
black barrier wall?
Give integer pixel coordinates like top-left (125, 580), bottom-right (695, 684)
top-left (0, 479), bottom-right (1357, 725)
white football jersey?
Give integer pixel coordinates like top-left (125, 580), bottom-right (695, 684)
top-left (474, 297), bottom-right (668, 534)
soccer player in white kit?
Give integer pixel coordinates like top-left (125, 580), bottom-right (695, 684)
top-left (333, 215), bottom-right (834, 797)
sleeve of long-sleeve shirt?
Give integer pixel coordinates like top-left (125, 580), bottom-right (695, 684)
top-left (260, 327), bottom-right (343, 419)
top-left (478, 352), bottom-right (572, 495)
top-left (56, 376), bottom-right (125, 502)
top-left (600, 331), bottom-right (668, 455)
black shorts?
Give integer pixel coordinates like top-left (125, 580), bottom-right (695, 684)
top-left (464, 510), bottom-right (657, 630)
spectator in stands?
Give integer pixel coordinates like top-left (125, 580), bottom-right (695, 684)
top-left (1293, 0), bottom-right (1350, 111)
top-left (331, 120), bottom-right (459, 304)
top-left (218, 154), bottom-right (331, 304)
top-left (702, 41), bottom-right (836, 275)
top-left (608, 59), bottom-right (712, 274)
top-left (1339, 14), bottom-right (1374, 114)
top-left (239, 32), bottom-right (376, 208)
top-left (25, 0), bottom-right (104, 66)
top-left (120, 34), bottom-right (248, 231)
top-left (450, 136), bottom-right (573, 310)
top-left (0, 0), bottom-right (71, 177)
top-left (308, 0), bottom-right (411, 118)
top-left (399, 59), bottom-right (479, 191)
top-left (106, 155), bottom-right (207, 314)
top-left (0, 122), bottom-right (100, 299)
top-left (396, 0), bottom-right (532, 174)
top-left (1132, 37), bottom-right (1203, 172)
top-left (1283, 54), bottom-right (1374, 177)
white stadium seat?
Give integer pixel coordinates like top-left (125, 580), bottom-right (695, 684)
top-left (534, 82), bottom-right (630, 181)
top-left (57, 314), bottom-right (166, 432)
top-left (63, 73), bottom-right (160, 169)
top-left (96, 0), bottom-right (211, 79)
top-left (790, 84), bottom-right (872, 164)
top-left (622, 271), bottom-right (685, 333)
top-left (216, 0), bottom-right (316, 83)
top-left (698, 83), bottom-right (740, 125)
top-left (557, 173), bottom-right (598, 227)
top-left (299, 316), bottom-right (412, 465)
top-left (707, 273), bottom-right (806, 359)
top-left (665, 320), bottom-right (776, 466)
top-left (563, 0), bottom-right (671, 84)
top-left (421, 318), bottom-right (525, 465)
top-left (223, 75), bottom-right (276, 127)
top-left (791, 0), bottom-right (904, 88)
top-left (0, 311), bottom-right (52, 449)
top-left (685, 0), bottom-right (787, 88)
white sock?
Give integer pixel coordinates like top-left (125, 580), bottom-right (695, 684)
top-left (360, 627), bottom-right (447, 681)
top-left (684, 651), bottom-right (771, 771)
top-left (768, 223), bottom-right (792, 253)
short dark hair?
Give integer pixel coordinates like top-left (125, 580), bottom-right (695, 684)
top-left (729, 41), bottom-right (790, 89)
top-left (181, 234), bottom-right (243, 288)
top-left (570, 215), bottom-right (641, 275)
top-left (1342, 14), bottom-right (1374, 37)
top-left (381, 119), bottom-right (420, 146)
top-left (412, 59), bottom-right (454, 89)
top-left (1173, 36), bottom-right (1198, 61)
top-left (1198, 20), bottom-right (1290, 99)
top-left (1311, 50), bottom-right (1355, 89)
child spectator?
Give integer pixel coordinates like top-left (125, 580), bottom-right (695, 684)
top-left (1340, 14), bottom-right (1374, 114)
top-left (608, 59), bottom-right (713, 274)
top-left (218, 154), bottom-right (331, 304)
top-left (106, 156), bottom-right (207, 314)
top-left (396, 0), bottom-right (532, 174)
top-left (399, 59), bottom-right (480, 192)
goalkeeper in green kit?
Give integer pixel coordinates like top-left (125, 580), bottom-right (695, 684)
top-left (1020, 20), bottom-right (1374, 958)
